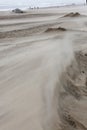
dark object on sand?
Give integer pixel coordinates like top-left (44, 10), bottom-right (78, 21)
top-left (12, 8), bottom-right (24, 13)
top-left (45, 27), bottom-right (66, 32)
top-left (64, 12), bottom-right (80, 17)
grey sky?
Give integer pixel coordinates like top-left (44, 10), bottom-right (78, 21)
top-left (0, 0), bottom-right (86, 7)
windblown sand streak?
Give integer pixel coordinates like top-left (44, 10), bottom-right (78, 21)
top-left (42, 37), bottom-right (74, 130)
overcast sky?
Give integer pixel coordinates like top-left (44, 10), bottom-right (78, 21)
top-left (0, 0), bottom-right (86, 7)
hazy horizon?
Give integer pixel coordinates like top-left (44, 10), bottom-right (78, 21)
top-left (0, 0), bottom-right (86, 7)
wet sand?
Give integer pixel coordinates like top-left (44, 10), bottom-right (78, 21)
top-left (0, 5), bottom-right (87, 130)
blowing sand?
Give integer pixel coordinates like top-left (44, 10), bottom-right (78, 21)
top-left (0, 5), bottom-right (87, 130)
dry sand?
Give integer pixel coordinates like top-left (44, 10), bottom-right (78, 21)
top-left (0, 5), bottom-right (87, 130)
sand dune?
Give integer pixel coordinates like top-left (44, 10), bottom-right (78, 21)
top-left (64, 12), bottom-right (80, 17)
top-left (45, 27), bottom-right (66, 32)
top-left (0, 5), bottom-right (87, 130)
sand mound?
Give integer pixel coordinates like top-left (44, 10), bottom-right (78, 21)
top-left (64, 12), bottom-right (80, 17)
top-left (45, 27), bottom-right (66, 32)
top-left (43, 39), bottom-right (87, 130)
top-left (58, 50), bottom-right (87, 130)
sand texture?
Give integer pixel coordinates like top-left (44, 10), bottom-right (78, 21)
top-left (0, 5), bottom-right (87, 130)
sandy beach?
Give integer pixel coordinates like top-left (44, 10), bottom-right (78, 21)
top-left (0, 5), bottom-right (87, 130)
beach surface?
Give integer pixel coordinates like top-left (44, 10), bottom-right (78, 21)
top-left (0, 5), bottom-right (87, 130)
